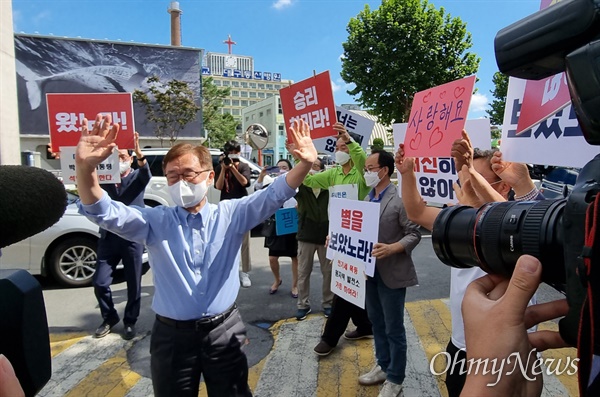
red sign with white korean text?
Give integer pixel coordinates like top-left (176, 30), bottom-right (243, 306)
top-left (403, 75), bottom-right (476, 157)
top-left (46, 93), bottom-right (135, 153)
top-left (516, 0), bottom-right (571, 134)
top-left (279, 71), bottom-right (336, 141)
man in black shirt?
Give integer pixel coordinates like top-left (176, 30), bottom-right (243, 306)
top-left (215, 140), bottom-right (253, 287)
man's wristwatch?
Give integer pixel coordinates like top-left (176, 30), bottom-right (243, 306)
top-left (137, 156), bottom-right (146, 162)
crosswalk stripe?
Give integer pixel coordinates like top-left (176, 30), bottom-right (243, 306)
top-left (45, 298), bottom-right (579, 396)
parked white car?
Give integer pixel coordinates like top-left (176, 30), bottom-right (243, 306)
top-left (0, 191), bottom-right (148, 287)
top-left (135, 148), bottom-right (272, 207)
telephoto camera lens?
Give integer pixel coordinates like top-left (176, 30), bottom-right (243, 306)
top-left (431, 199), bottom-right (567, 284)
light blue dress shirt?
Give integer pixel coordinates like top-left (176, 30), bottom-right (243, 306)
top-left (79, 176), bottom-right (295, 320)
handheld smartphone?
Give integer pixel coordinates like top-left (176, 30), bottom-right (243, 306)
top-left (266, 165), bottom-right (280, 173)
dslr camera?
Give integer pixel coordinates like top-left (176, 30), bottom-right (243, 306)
top-left (432, 0), bottom-right (600, 354)
top-left (222, 140), bottom-right (239, 166)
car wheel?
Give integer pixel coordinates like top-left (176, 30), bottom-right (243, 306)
top-left (49, 237), bottom-right (97, 287)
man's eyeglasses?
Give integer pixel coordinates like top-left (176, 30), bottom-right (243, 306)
top-left (166, 169), bottom-right (211, 183)
top-left (363, 166), bottom-right (381, 173)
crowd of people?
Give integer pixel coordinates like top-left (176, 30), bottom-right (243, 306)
top-left (2, 113), bottom-right (578, 397)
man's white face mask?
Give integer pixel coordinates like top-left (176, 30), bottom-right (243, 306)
top-left (168, 179), bottom-right (209, 208)
top-left (119, 161), bottom-right (131, 175)
top-left (335, 151), bottom-right (351, 165)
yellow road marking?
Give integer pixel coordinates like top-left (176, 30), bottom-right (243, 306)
top-left (405, 299), bottom-right (452, 397)
top-left (64, 348), bottom-right (141, 397)
top-left (538, 322), bottom-right (579, 396)
top-left (49, 332), bottom-right (87, 357)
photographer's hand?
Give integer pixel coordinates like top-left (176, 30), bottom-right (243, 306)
top-left (333, 122), bottom-right (351, 143)
top-left (461, 255), bottom-right (570, 397)
top-left (0, 354), bottom-right (25, 397)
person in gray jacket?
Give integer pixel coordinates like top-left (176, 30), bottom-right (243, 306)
top-left (358, 149), bottom-right (422, 397)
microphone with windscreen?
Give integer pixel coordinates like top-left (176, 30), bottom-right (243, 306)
top-left (1, 165), bottom-right (67, 396)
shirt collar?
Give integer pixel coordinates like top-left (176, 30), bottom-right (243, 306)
top-left (369, 183), bottom-right (392, 202)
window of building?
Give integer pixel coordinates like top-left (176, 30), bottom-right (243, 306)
top-left (279, 125), bottom-right (285, 136)
top-left (241, 82), bottom-right (248, 88)
top-left (231, 90), bottom-right (239, 96)
top-left (259, 111), bottom-right (264, 117)
top-left (267, 109), bottom-right (272, 116)
top-left (249, 91), bottom-right (257, 98)
top-left (258, 92), bottom-right (265, 98)
top-left (266, 84), bottom-right (274, 90)
top-left (232, 81), bottom-right (239, 87)
top-left (258, 83), bottom-right (265, 89)
top-left (245, 116), bottom-right (249, 122)
top-left (274, 84), bottom-right (281, 89)
top-left (222, 80), bottom-right (230, 86)
top-left (241, 100), bottom-right (248, 107)
top-left (223, 99), bottom-right (231, 105)
top-left (240, 91), bottom-right (248, 98)
top-left (250, 82), bottom-right (257, 89)
top-left (223, 109), bottom-right (231, 114)
top-left (232, 109), bottom-right (240, 116)
top-left (278, 102), bottom-right (283, 114)
top-left (266, 93), bottom-right (273, 98)
top-left (232, 100), bottom-right (240, 106)
top-left (214, 80), bottom-right (222, 86)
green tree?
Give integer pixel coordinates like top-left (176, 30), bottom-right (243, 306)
top-left (341, 0), bottom-right (480, 125)
top-left (371, 137), bottom-right (385, 151)
top-left (201, 76), bottom-right (238, 149)
top-left (486, 72), bottom-right (509, 126)
top-left (133, 76), bottom-right (201, 146)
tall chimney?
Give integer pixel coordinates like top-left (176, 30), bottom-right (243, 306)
top-left (167, 1), bottom-right (182, 46)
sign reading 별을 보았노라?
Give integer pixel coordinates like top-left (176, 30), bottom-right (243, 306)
top-left (279, 71), bottom-right (336, 141)
top-left (403, 75), bottom-right (476, 158)
top-left (47, 92), bottom-right (135, 153)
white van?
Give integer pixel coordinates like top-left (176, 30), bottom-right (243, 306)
top-left (134, 148), bottom-right (271, 206)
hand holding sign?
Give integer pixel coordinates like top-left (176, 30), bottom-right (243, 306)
top-left (404, 75), bottom-right (476, 157)
top-left (450, 130), bottom-right (475, 170)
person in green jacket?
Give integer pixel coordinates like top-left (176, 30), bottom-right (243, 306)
top-left (303, 122), bottom-right (374, 356)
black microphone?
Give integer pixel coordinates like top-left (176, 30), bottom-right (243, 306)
top-left (0, 165), bottom-right (65, 396)
top-left (0, 165), bottom-right (67, 248)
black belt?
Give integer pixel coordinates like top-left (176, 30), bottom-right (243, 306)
top-left (156, 304), bottom-right (237, 332)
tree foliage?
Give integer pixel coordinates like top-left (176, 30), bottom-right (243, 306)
top-left (371, 138), bottom-right (385, 151)
top-left (486, 72), bottom-right (509, 126)
top-left (201, 76), bottom-right (238, 149)
top-left (341, 0), bottom-right (480, 125)
top-left (133, 76), bottom-right (201, 146)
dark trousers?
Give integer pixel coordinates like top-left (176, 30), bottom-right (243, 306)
top-left (150, 308), bottom-right (252, 397)
top-left (93, 232), bottom-right (143, 325)
top-left (321, 294), bottom-right (372, 347)
top-left (445, 340), bottom-right (467, 397)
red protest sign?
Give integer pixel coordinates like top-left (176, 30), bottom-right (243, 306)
top-left (515, 0), bottom-right (571, 135)
top-left (515, 74), bottom-right (571, 135)
top-left (403, 75), bottom-right (476, 157)
top-left (279, 71), bottom-right (336, 141)
top-left (46, 93), bottom-right (135, 152)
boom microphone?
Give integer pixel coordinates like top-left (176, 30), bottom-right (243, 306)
top-left (0, 165), bottom-right (67, 248)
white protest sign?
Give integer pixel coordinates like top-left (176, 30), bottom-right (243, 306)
top-left (313, 106), bottom-right (376, 155)
top-left (393, 119), bottom-right (491, 204)
top-left (500, 77), bottom-right (599, 168)
top-left (60, 146), bottom-right (121, 185)
top-left (329, 184), bottom-right (359, 201)
top-left (326, 197), bottom-right (379, 277)
top-left (331, 252), bottom-right (366, 309)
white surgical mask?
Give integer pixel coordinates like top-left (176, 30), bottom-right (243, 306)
top-left (335, 151), bottom-right (351, 165)
top-left (364, 170), bottom-right (382, 188)
top-left (168, 179), bottom-right (208, 208)
top-left (119, 161), bottom-right (131, 175)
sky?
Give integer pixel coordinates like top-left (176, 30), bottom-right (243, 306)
top-left (11, 0), bottom-right (543, 120)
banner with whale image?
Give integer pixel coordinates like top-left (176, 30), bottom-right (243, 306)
top-left (14, 34), bottom-right (203, 140)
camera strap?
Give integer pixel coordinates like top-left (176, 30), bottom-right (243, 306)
top-left (579, 194), bottom-right (600, 396)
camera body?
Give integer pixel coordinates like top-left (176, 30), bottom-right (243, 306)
top-left (433, 0), bottom-right (600, 347)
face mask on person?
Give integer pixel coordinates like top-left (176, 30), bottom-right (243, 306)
top-left (364, 169), bottom-right (382, 188)
top-left (167, 179), bottom-right (209, 208)
top-left (335, 151), bottom-right (351, 165)
top-left (119, 161), bottom-right (131, 175)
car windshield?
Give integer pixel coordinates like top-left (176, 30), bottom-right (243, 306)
top-left (66, 190), bottom-right (79, 205)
